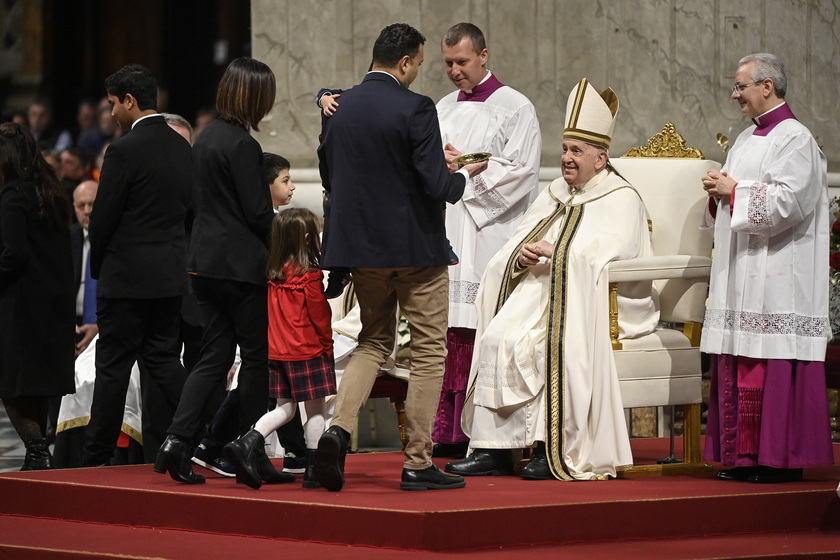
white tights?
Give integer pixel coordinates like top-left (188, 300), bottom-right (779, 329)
top-left (254, 397), bottom-right (327, 450)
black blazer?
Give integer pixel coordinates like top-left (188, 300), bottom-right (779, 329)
top-left (317, 72), bottom-right (466, 269)
top-left (89, 115), bottom-right (192, 299)
top-left (187, 118), bottom-right (274, 286)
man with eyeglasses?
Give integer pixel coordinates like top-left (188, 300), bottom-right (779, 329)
top-left (701, 53), bottom-right (833, 484)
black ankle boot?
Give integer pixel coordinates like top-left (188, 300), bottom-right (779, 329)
top-left (303, 449), bottom-right (320, 488)
top-left (224, 429), bottom-right (265, 489)
top-left (256, 446), bottom-right (295, 484)
top-left (21, 438), bottom-right (54, 471)
top-left (154, 434), bottom-right (205, 484)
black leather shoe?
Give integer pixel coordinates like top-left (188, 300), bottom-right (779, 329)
top-left (748, 466), bottom-right (803, 484)
top-left (256, 446), bottom-right (295, 484)
top-left (154, 435), bottom-right (205, 484)
top-left (432, 442), bottom-right (469, 459)
top-left (715, 466), bottom-right (755, 482)
top-left (303, 449), bottom-right (320, 489)
top-left (444, 449), bottom-right (514, 476)
top-left (401, 464), bottom-right (466, 491)
top-left (520, 451), bottom-right (553, 480)
top-left (315, 426), bottom-right (349, 491)
top-left (224, 429), bottom-right (265, 489)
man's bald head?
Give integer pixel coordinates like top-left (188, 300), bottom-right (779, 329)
top-left (73, 180), bottom-right (98, 230)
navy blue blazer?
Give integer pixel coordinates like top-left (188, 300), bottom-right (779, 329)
top-left (317, 72), bottom-right (466, 269)
top-left (89, 114), bottom-right (192, 299)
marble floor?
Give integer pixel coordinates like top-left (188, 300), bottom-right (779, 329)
top-left (0, 403), bottom-right (26, 473)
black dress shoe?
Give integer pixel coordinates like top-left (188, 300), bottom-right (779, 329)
top-left (432, 442), bottom-right (469, 459)
top-left (154, 435), bottom-right (205, 484)
top-left (400, 464), bottom-right (466, 491)
top-left (521, 450), bottom-right (553, 480)
top-left (748, 466), bottom-right (803, 484)
top-left (715, 466), bottom-right (755, 482)
top-left (445, 449), bottom-right (514, 476)
top-left (302, 449), bottom-right (321, 488)
top-left (315, 426), bottom-right (349, 491)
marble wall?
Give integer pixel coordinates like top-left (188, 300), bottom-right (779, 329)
top-left (252, 0), bottom-right (840, 172)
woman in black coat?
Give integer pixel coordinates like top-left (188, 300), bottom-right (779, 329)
top-left (155, 57), bottom-right (282, 485)
top-left (0, 123), bottom-right (75, 470)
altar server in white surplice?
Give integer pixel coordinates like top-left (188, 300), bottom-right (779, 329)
top-left (701, 53), bottom-right (833, 485)
top-left (432, 23), bottom-right (541, 458)
top-left (446, 79), bottom-right (658, 481)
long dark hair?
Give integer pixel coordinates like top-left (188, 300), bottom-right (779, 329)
top-left (0, 122), bottom-right (71, 229)
top-left (266, 207), bottom-right (321, 282)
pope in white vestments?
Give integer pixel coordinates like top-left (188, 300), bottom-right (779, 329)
top-left (432, 23), bottom-right (542, 453)
top-left (447, 79), bottom-right (658, 481)
top-left (701, 54), bottom-right (833, 484)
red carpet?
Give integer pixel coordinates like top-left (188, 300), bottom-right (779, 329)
top-left (1, 438), bottom-right (839, 558)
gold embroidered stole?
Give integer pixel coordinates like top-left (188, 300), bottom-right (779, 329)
top-left (544, 204), bottom-right (586, 481)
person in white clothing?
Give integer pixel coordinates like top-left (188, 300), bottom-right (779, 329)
top-left (701, 53), bottom-right (833, 484)
top-left (446, 79), bottom-right (658, 480)
top-left (432, 23), bottom-right (542, 458)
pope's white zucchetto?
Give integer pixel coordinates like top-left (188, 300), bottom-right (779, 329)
top-left (563, 78), bottom-right (619, 150)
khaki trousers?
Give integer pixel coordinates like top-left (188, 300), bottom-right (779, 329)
top-left (331, 266), bottom-right (448, 470)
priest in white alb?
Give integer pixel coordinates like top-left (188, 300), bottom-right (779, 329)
top-left (701, 53), bottom-right (833, 484)
top-left (431, 23), bottom-right (542, 459)
top-left (446, 79), bottom-right (659, 481)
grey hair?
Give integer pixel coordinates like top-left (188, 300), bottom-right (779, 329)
top-left (161, 112), bottom-right (194, 144)
top-left (739, 53), bottom-right (786, 98)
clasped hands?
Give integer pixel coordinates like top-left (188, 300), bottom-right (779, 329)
top-left (702, 169), bottom-right (736, 200)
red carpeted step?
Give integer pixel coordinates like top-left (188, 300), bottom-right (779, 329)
top-left (1, 439), bottom-right (838, 553)
top-left (2, 514), bottom-right (840, 559)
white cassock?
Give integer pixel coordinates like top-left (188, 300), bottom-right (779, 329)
top-left (437, 72), bottom-right (541, 329)
top-left (463, 168), bottom-right (659, 480)
top-left (699, 107), bottom-right (831, 361)
top-left (56, 335), bottom-right (143, 443)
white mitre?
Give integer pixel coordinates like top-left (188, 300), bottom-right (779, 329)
top-left (563, 78), bottom-right (619, 150)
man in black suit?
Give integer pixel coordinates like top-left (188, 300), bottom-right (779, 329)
top-left (81, 64), bottom-right (192, 467)
top-left (314, 23), bottom-right (487, 491)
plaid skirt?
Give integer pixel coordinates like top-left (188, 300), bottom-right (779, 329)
top-left (268, 352), bottom-right (336, 401)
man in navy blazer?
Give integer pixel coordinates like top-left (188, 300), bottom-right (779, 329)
top-left (81, 64), bottom-right (191, 466)
top-left (314, 23), bottom-right (487, 491)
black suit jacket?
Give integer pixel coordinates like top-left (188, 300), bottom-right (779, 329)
top-left (89, 115), bottom-right (192, 299)
top-left (317, 72), bottom-right (466, 269)
top-left (187, 118), bottom-right (274, 286)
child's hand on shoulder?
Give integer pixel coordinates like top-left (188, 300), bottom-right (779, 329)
top-left (321, 93), bottom-right (340, 117)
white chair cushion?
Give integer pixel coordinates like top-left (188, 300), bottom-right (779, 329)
top-left (615, 329), bottom-right (702, 408)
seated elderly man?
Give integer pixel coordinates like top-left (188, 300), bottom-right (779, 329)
top-left (446, 79), bottom-right (659, 481)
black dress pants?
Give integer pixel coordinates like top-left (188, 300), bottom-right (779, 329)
top-left (167, 276), bottom-right (269, 442)
top-left (83, 296), bottom-right (187, 465)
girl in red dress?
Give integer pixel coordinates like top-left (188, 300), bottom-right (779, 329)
top-left (226, 207), bottom-right (335, 488)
